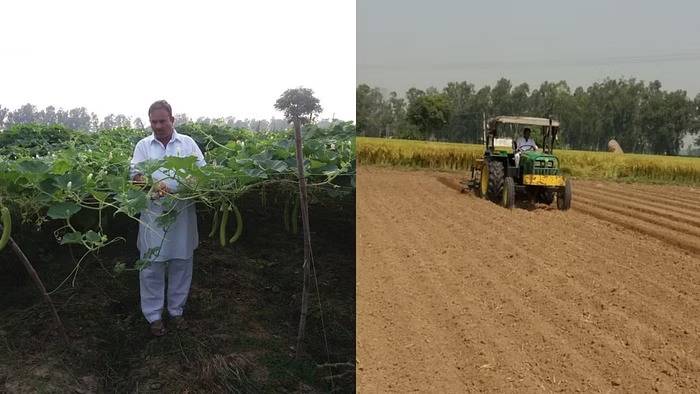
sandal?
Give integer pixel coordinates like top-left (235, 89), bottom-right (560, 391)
top-left (150, 320), bottom-right (166, 337)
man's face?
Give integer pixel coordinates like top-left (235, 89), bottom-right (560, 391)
top-left (524, 130), bottom-right (531, 139)
top-left (149, 108), bottom-right (174, 139)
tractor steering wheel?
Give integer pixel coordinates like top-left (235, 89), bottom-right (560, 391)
top-left (517, 145), bottom-right (536, 153)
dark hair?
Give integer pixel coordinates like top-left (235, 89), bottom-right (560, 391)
top-left (523, 127), bottom-right (531, 133)
top-left (148, 100), bottom-right (173, 117)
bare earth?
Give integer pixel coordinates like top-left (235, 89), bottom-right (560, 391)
top-left (357, 166), bottom-right (700, 393)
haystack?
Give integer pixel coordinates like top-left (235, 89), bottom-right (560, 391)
top-left (607, 139), bottom-right (623, 153)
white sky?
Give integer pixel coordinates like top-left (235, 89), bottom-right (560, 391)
top-left (1, 0), bottom-right (355, 122)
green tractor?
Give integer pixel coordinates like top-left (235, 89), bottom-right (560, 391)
top-left (464, 116), bottom-right (572, 210)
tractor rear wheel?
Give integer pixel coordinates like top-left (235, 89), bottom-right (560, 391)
top-left (503, 177), bottom-right (515, 209)
top-left (487, 160), bottom-right (505, 202)
top-left (557, 179), bottom-right (572, 210)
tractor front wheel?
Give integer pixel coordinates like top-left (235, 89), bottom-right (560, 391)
top-left (557, 179), bottom-right (572, 210)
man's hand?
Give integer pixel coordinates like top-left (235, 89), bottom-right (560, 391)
top-left (157, 181), bottom-right (169, 196)
top-left (132, 174), bottom-right (146, 185)
top-left (150, 181), bottom-right (170, 200)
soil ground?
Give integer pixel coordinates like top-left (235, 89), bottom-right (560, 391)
top-left (0, 193), bottom-right (355, 393)
top-left (357, 166), bottom-right (699, 393)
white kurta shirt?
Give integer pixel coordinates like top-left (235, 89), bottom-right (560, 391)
top-left (515, 137), bottom-right (538, 151)
top-left (129, 129), bottom-right (206, 262)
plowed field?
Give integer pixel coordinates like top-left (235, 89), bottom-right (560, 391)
top-left (357, 166), bottom-right (700, 393)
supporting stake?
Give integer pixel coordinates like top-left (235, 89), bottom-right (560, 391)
top-left (7, 235), bottom-right (70, 345)
top-left (292, 120), bottom-right (313, 360)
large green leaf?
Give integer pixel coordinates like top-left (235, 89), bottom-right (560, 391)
top-left (105, 175), bottom-right (126, 191)
top-left (17, 160), bottom-right (49, 174)
top-left (50, 158), bottom-right (72, 175)
top-left (273, 148), bottom-right (292, 159)
top-left (243, 168), bottom-right (268, 179)
top-left (60, 231), bottom-right (83, 245)
top-left (84, 230), bottom-right (102, 243)
top-left (284, 158), bottom-right (310, 168)
top-left (276, 139), bottom-right (293, 149)
top-left (309, 159), bottom-right (326, 169)
top-left (48, 202), bottom-right (82, 219)
top-left (91, 191), bottom-right (108, 202)
top-left (114, 189), bottom-right (148, 216)
top-left (54, 172), bottom-right (84, 190)
top-left (255, 159), bottom-right (288, 173)
top-left (250, 150), bottom-right (273, 161)
top-left (38, 178), bottom-right (58, 194)
top-left (155, 209), bottom-right (179, 228)
top-left (163, 155), bottom-right (197, 171)
top-left (318, 163), bottom-right (339, 175)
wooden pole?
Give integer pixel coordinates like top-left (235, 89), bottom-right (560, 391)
top-left (5, 234), bottom-right (70, 345)
top-left (293, 120), bottom-right (313, 359)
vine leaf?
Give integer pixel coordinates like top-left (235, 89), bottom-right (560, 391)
top-left (47, 202), bottom-right (81, 219)
top-left (60, 231), bottom-right (83, 245)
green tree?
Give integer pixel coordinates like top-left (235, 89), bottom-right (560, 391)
top-left (657, 89), bottom-right (695, 155)
top-left (90, 113), bottom-right (100, 132)
top-left (387, 91), bottom-right (408, 138)
top-left (407, 93), bottom-right (450, 140)
top-left (40, 105), bottom-right (58, 125)
top-left (510, 83), bottom-right (530, 115)
top-left (113, 114), bottom-right (131, 129)
top-left (100, 114), bottom-right (117, 130)
top-left (693, 93), bottom-right (700, 147)
top-left (490, 78), bottom-right (513, 116)
top-left (405, 87), bottom-right (425, 107)
top-left (6, 103), bottom-right (38, 125)
top-left (0, 105), bottom-right (8, 129)
top-left (443, 81), bottom-right (475, 141)
top-left (174, 113), bottom-right (190, 126)
top-left (65, 107), bottom-right (91, 131)
top-left (469, 86), bottom-right (492, 143)
top-left (356, 84), bottom-right (392, 137)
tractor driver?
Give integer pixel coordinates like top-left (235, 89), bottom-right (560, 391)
top-left (514, 127), bottom-right (538, 168)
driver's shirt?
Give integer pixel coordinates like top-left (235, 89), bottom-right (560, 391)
top-left (515, 137), bottom-right (538, 150)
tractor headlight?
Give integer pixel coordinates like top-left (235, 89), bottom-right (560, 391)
top-left (547, 161), bottom-right (553, 168)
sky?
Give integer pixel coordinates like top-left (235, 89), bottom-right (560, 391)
top-left (1, 0), bottom-right (355, 121)
top-left (358, 0), bottom-right (700, 98)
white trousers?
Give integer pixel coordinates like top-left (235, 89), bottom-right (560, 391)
top-left (139, 257), bottom-right (193, 323)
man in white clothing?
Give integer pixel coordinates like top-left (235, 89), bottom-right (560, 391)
top-left (130, 100), bottom-right (205, 336)
top-left (514, 127), bottom-right (538, 168)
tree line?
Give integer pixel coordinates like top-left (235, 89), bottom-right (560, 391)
top-left (357, 78), bottom-right (700, 155)
top-left (0, 103), bottom-right (341, 133)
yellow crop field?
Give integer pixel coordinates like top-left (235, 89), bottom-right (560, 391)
top-left (357, 137), bottom-right (700, 185)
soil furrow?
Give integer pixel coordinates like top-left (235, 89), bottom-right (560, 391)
top-left (573, 194), bottom-right (700, 239)
top-left (575, 184), bottom-right (700, 222)
top-left (358, 166), bottom-right (700, 393)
